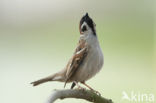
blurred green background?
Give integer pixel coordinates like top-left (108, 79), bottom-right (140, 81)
top-left (0, 0), bottom-right (155, 103)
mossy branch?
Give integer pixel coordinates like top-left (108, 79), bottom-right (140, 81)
top-left (46, 89), bottom-right (113, 103)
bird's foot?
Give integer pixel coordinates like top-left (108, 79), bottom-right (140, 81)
top-left (91, 89), bottom-right (101, 96)
top-left (76, 84), bottom-right (85, 90)
top-left (77, 86), bottom-right (85, 90)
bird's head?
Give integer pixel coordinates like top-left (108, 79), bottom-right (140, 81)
top-left (79, 13), bottom-right (96, 36)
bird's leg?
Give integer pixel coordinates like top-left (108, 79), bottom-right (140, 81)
top-left (81, 82), bottom-right (101, 95)
top-left (73, 81), bottom-right (84, 90)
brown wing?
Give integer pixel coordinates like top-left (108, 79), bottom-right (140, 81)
top-left (64, 39), bottom-right (88, 87)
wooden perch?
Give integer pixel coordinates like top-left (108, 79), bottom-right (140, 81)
top-left (46, 89), bottom-right (113, 103)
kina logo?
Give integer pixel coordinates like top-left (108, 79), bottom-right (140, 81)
top-left (122, 91), bottom-right (155, 102)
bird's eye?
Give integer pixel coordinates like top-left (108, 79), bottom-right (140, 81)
top-left (82, 25), bottom-right (87, 32)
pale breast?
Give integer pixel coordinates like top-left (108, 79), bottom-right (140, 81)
top-left (72, 42), bottom-right (104, 82)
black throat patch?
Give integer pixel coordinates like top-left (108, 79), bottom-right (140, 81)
top-left (80, 13), bottom-right (96, 36)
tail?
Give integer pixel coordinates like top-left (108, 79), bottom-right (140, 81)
top-left (31, 74), bottom-right (56, 86)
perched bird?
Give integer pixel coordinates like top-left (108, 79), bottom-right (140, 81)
top-left (31, 13), bottom-right (104, 92)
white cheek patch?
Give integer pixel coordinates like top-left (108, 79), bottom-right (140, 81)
top-left (81, 22), bottom-right (88, 29)
top-left (80, 22), bottom-right (93, 35)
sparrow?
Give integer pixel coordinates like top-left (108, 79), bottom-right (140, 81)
top-left (31, 13), bottom-right (104, 92)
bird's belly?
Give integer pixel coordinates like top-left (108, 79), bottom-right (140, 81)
top-left (72, 48), bottom-right (103, 82)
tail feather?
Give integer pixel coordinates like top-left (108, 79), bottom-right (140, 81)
top-left (31, 78), bottom-right (50, 86)
top-left (31, 74), bottom-right (56, 86)
top-left (31, 71), bottom-right (65, 86)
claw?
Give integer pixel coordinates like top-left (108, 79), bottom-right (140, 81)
top-left (92, 90), bottom-right (101, 96)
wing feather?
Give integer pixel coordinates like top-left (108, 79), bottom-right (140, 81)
top-left (64, 39), bottom-right (88, 87)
